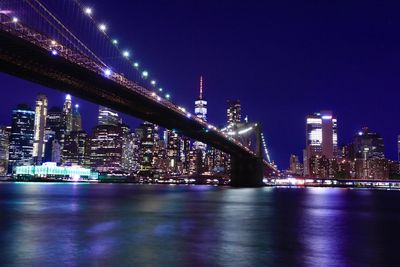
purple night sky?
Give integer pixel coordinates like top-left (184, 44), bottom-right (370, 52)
top-left (1, 0), bottom-right (400, 168)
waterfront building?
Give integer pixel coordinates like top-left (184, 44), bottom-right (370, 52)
top-left (15, 162), bottom-right (97, 180)
top-left (227, 100), bottom-right (241, 126)
top-left (354, 158), bottom-right (389, 180)
top-left (98, 106), bottom-right (121, 126)
top-left (180, 136), bottom-right (191, 175)
top-left (0, 126), bottom-right (10, 175)
top-left (8, 104), bottom-right (35, 173)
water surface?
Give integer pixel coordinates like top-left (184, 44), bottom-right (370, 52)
top-left (0, 183), bottom-right (399, 266)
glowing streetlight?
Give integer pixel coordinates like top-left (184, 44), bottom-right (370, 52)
top-left (133, 62), bottom-right (139, 68)
top-left (159, 88), bottom-right (163, 92)
top-left (165, 94), bottom-right (170, 99)
top-left (112, 39), bottom-right (118, 45)
top-left (142, 71), bottom-right (149, 78)
top-left (151, 80), bottom-right (156, 86)
top-left (12, 17), bottom-right (18, 23)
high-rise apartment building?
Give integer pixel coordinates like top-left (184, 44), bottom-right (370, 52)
top-left (33, 94), bottom-right (48, 164)
top-left (8, 104), bottom-right (35, 172)
top-left (353, 127), bottom-right (384, 160)
top-left (121, 133), bottom-right (140, 174)
top-left (136, 122), bottom-right (156, 174)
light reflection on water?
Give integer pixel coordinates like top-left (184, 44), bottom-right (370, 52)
top-left (0, 183), bottom-right (400, 266)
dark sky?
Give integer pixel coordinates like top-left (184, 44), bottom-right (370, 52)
top-left (2, 0), bottom-right (400, 169)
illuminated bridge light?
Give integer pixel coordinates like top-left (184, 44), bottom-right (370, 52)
top-left (112, 39), bottom-right (118, 45)
top-left (51, 40), bottom-right (57, 45)
top-left (12, 17), bottom-right (19, 23)
top-left (157, 96), bottom-right (161, 101)
top-left (151, 80), bottom-right (156, 86)
top-left (84, 7), bottom-right (93, 15)
top-left (133, 62), bottom-right (139, 68)
top-left (159, 88), bottom-right (163, 92)
top-left (142, 71), bottom-right (149, 78)
top-left (187, 113), bottom-right (192, 118)
top-left (122, 50), bottom-right (130, 58)
top-left (99, 23), bottom-right (107, 32)
top-left (104, 69), bottom-right (112, 77)
top-left (151, 92), bottom-right (156, 97)
top-left (165, 94), bottom-right (170, 99)
top-left (51, 50), bottom-right (58, 56)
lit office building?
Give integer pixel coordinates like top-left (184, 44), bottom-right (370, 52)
top-left (193, 76), bottom-right (207, 153)
top-left (89, 124), bottom-right (129, 173)
top-left (304, 111), bottom-right (338, 176)
top-left (63, 94), bottom-right (73, 133)
top-left (8, 104), bottom-right (35, 172)
top-left (136, 122), bottom-right (156, 174)
top-left (47, 106), bottom-right (65, 142)
top-left (0, 126), bottom-right (10, 175)
top-left (165, 130), bottom-right (181, 175)
top-left (122, 133), bottom-right (140, 174)
top-left (33, 94), bottom-right (48, 164)
top-left (180, 136), bottom-right (191, 174)
top-left (353, 127), bottom-right (385, 160)
top-left (72, 104), bottom-right (82, 131)
top-left (62, 130), bottom-right (89, 167)
top-left (98, 106), bottom-right (121, 126)
top-left (227, 100), bottom-right (241, 126)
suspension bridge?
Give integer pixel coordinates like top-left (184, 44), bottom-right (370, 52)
top-left (0, 0), bottom-right (277, 187)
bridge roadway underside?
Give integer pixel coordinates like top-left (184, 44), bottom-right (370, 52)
top-left (0, 30), bottom-right (267, 187)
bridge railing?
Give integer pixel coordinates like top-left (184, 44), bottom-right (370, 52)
top-left (0, 14), bottom-right (260, 159)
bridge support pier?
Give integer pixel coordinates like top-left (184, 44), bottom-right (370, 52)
top-left (230, 156), bottom-right (264, 187)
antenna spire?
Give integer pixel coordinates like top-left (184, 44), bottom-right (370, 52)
top-left (199, 76), bottom-right (203, 99)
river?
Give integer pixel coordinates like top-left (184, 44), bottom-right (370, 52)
top-left (0, 182), bottom-right (399, 266)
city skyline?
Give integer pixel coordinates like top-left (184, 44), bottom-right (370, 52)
top-left (2, 0), bottom-right (400, 169)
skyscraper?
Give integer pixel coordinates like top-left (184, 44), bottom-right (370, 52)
top-left (33, 94), bottom-right (48, 164)
top-left (227, 100), bottom-right (241, 126)
top-left (136, 122), bottom-right (156, 174)
top-left (98, 106), bottom-right (121, 126)
top-left (305, 111), bottom-right (338, 159)
top-left (194, 76), bottom-right (207, 121)
top-left (47, 106), bottom-right (65, 142)
top-left (72, 104), bottom-right (82, 131)
top-left (62, 130), bottom-right (89, 166)
top-left (193, 76), bottom-right (207, 154)
top-left (0, 126), bottom-right (10, 175)
top-left (304, 111), bottom-right (338, 176)
top-left (165, 130), bottom-right (181, 174)
top-left (8, 104), bottom-right (35, 172)
top-left (353, 127), bottom-right (385, 160)
top-left (63, 94), bottom-right (73, 133)
top-left (122, 133), bottom-right (140, 174)
top-left (89, 124), bottom-right (129, 173)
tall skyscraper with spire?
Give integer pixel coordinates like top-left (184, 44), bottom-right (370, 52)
top-left (33, 94), bottom-right (48, 164)
top-left (194, 76), bottom-right (207, 121)
top-left (193, 76), bottom-right (207, 167)
top-left (63, 94), bottom-right (73, 133)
